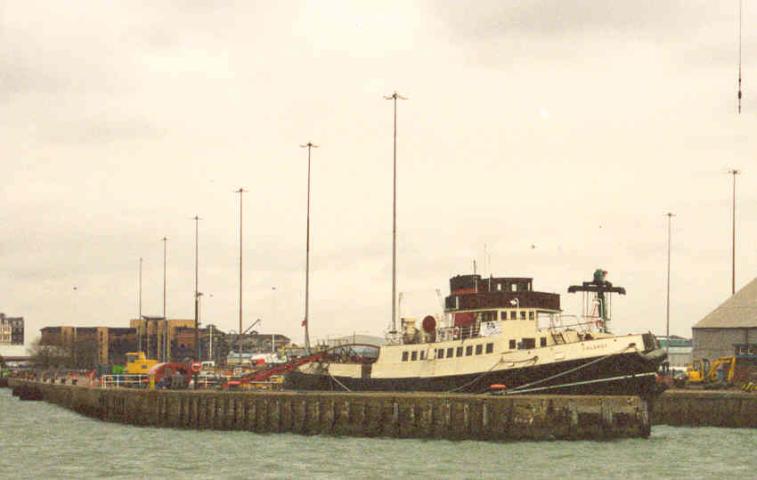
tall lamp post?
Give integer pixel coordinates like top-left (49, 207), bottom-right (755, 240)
top-left (193, 215), bottom-right (201, 388)
top-left (137, 257), bottom-right (143, 352)
top-left (665, 212), bottom-right (675, 357)
top-left (384, 91), bottom-right (407, 336)
top-left (300, 142), bottom-right (318, 354)
top-left (728, 169), bottom-right (740, 295)
top-left (162, 236), bottom-right (168, 362)
top-left (236, 188), bottom-right (246, 365)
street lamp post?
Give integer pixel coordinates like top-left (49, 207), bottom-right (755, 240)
top-left (300, 142), bottom-right (318, 354)
top-left (728, 169), bottom-right (740, 295)
top-left (384, 91), bottom-right (407, 336)
top-left (193, 215), bottom-right (201, 389)
top-left (138, 257), bottom-right (143, 352)
top-left (236, 188), bottom-right (246, 366)
top-left (162, 236), bottom-right (168, 362)
top-left (665, 212), bottom-right (675, 358)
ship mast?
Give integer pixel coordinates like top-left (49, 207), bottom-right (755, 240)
top-left (384, 91), bottom-right (406, 337)
top-left (567, 270), bottom-right (626, 333)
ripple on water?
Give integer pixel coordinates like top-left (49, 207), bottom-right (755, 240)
top-left (1, 390), bottom-right (754, 480)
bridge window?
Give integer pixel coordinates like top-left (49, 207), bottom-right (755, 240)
top-left (411, 351), bottom-right (418, 361)
top-left (437, 348), bottom-right (445, 359)
top-left (465, 346), bottom-right (473, 356)
top-left (402, 351), bottom-right (408, 361)
top-left (447, 347), bottom-right (454, 358)
top-left (475, 344), bottom-right (483, 355)
top-left (510, 311), bottom-right (517, 320)
top-left (521, 338), bottom-right (536, 349)
top-left (520, 311), bottom-right (527, 320)
top-left (540, 337), bottom-right (547, 347)
top-left (486, 343), bottom-right (494, 354)
top-left (420, 351), bottom-right (426, 360)
top-left (456, 347), bottom-right (463, 357)
top-left (500, 311), bottom-right (507, 320)
top-left (529, 311), bottom-right (535, 320)
top-left (509, 339), bottom-right (516, 349)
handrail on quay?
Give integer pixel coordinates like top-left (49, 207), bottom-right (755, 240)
top-left (100, 374), bottom-right (149, 389)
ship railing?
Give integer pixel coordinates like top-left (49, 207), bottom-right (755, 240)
top-left (436, 324), bottom-right (481, 342)
top-left (548, 315), bottom-right (601, 332)
top-left (100, 374), bottom-right (149, 389)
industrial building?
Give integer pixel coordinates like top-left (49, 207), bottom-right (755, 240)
top-left (692, 277), bottom-right (757, 360)
top-left (657, 335), bottom-right (693, 368)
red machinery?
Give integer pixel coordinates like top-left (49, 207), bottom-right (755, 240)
top-left (148, 362), bottom-right (193, 386)
top-left (233, 351), bottom-right (326, 386)
top-left (226, 343), bottom-right (380, 388)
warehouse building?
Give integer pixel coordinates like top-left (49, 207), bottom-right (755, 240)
top-left (692, 277), bottom-right (757, 360)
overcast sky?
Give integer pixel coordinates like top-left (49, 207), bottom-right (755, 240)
top-left (2, 0), bottom-right (756, 348)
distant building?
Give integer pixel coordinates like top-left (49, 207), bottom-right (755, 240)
top-left (40, 326), bottom-right (137, 366)
top-left (0, 313), bottom-right (24, 345)
top-left (129, 318), bottom-right (195, 363)
top-left (692, 278), bottom-right (757, 360)
top-left (39, 321), bottom-right (230, 367)
top-left (657, 335), bottom-right (692, 368)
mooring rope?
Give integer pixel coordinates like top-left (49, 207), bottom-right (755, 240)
top-left (506, 344), bottom-right (635, 393)
top-left (328, 370), bottom-right (352, 392)
top-left (445, 354), bottom-right (538, 393)
top-left (503, 372), bottom-right (656, 395)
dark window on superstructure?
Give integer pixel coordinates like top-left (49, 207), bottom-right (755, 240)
top-left (520, 311), bottom-right (527, 320)
top-left (420, 351), bottom-right (426, 360)
top-left (437, 348), bottom-right (444, 359)
top-left (402, 351), bottom-right (409, 361)
top-left (411, 351), bottom-right (418, 361)
top-left (521, 338), bottom-right (536, 349)
top-left (447, 347), bottom-right (454, 358)
top-left (500, 311), bottom-right (507, 320)
top-left (509, 339), bottom-right (516, 349)
top-left (540, 337), bottom-right (547, 347)
top-left (456, 347), bottom-right (463, 357)
top-left (510, 311), bottom-right (517, 320)
top-left (465, 345), bottom-right (473, 356)
top-left (475, 344), bottom-right (483, 355)
top-left (529, 311), bottom-right (535, 320)
top-left (486, 343), bottom-right (494, 353)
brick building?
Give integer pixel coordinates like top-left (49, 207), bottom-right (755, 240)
top-left (0, 313), bottom-right (24, 345)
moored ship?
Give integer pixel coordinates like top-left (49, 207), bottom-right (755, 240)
top-left (285, 271), bottom-right (666, 396)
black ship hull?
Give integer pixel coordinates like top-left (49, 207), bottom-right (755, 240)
top-left (284, 349), bottom-right (666, 397)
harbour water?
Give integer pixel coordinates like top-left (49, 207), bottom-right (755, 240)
top-left (1, 390), bottom-right (754, 479)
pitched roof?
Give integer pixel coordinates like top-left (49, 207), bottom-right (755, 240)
top-left (694, 277), bottom-right (757, 329)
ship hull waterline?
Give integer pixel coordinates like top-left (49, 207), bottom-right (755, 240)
top-left (284, 350), bottom-right (666, 397)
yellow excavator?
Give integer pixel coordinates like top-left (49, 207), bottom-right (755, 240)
top-left (125, 352), bottom-right (159, 375)
top-left (685, 357), bottom-right (737, 386)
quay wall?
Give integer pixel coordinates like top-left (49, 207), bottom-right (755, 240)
top-left (651, 389), bottom-right (757, 428)
top-left (6, 380), bottom-right (649, 441)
